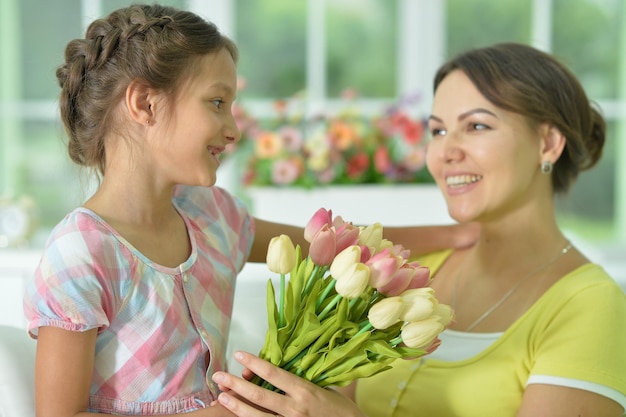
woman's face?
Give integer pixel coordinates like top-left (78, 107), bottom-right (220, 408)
top-left (426, 70), bottom-right (543, 224)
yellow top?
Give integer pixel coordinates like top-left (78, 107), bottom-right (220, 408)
top-left (355, 250), bottom-right (626, 417)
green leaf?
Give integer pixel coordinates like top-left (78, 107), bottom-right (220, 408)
top-left (303, 331), bottom-right (371, 380)
top-left (317, 361), bottom-right (395, 388)
top-left (261, 280), bottom-right (283, 365)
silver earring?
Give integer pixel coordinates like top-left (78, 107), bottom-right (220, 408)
top-left (541, 161), bottom-right (553, 174)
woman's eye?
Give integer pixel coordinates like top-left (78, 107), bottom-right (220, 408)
top-left (470, 123), bottom-right (489, 131)
top-left (430, 128), bottom-right (447, 137)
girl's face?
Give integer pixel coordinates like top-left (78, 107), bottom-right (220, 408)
top-left (151, 48), bottom-right (240, 188)
top-left (426, 70), bottom-right (543, 224)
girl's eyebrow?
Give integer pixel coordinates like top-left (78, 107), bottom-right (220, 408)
top-left (206, 81), bottom-right (235, 95)
top-left (428, 108), bottom-right (498, 123)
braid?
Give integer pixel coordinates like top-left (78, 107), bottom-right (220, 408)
top-left (55, 5), bottom-right (237, 176)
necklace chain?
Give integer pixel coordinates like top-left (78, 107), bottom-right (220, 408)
top-left (452, 242), bottom-right (573, 332)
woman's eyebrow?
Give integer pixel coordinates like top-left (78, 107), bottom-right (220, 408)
top-left (428, 108), bottom-right (498, 123)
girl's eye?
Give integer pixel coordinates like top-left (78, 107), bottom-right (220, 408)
top-left (211, 99), bottom-right (225, 109)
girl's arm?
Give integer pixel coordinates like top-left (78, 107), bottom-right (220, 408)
top-left (35, 327), bottom-right (236, 417)
top-left (35, 327), bottom-right (97, 417)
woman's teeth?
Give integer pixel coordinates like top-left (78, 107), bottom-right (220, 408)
top-left (446, 175), bottom-right (482, 187)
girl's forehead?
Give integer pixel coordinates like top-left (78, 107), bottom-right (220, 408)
top-left (181, 50), bottom-right (237, 92)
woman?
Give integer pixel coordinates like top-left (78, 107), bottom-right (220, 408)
top-left (212, 43), bottom-right (626, 417)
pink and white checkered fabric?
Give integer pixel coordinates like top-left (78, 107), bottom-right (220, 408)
top-left (24, 185), bottom-right (254, 415)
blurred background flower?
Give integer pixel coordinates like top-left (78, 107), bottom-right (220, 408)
top-left (227, 88), bottom-right (434, 188)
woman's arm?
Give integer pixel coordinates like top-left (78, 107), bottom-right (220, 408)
top-left (248, 218), bottom-right (480, 264)
top-left (248, 219), bottom-right (310, 263)
top-left (212, 351), bottom-right (365, 417)
top-left (517, 384), bottom-right (624, 417)
top-left (383, 222), bottom-right (479, 255)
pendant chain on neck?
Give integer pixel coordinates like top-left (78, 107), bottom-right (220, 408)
top-left (452, 242), bottom-right (573, 332)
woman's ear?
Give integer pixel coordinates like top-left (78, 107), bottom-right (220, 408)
top-left (125, 79), bottom-right (156, 126)
top-left (539, 123), bottom-right (566, 164)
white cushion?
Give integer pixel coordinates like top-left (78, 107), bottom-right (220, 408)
top-left (0, 325), bottom-right (36, 417)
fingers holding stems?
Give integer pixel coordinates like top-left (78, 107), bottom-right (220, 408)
top-left (212, 351), bottom-right (365, 417)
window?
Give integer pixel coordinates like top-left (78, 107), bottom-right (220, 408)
top-left (1, 0), bottom-right (625, 247)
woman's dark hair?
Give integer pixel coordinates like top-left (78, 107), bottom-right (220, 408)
top-left (433, 42), bottom-right (605, 193)
top-left (56, 4), bottom-right (238, 175)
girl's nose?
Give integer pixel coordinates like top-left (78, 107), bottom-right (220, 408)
top-left (224, 115), bottom-right (242, 143)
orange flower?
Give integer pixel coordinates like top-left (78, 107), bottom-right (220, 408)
top-left (329, 121), bottom-right (358, 150)
top-left (255, 131), bottom-right (283, 159)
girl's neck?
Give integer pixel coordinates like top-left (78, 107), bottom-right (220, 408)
top-left (84, 175), bottom-right (178, 229)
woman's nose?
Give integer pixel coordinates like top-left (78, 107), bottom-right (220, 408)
top-left (441, 133), bottom-right (464, 163)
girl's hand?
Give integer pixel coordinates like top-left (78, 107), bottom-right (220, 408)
top-left (212, 352), bottom-right (365, 417)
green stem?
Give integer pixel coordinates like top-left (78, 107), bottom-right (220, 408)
top-left (317, 294), bottom-right (342, 321)
top-left (369, 290), bottom-right (383, 306)
top-left (282, 345), bottom-right (310, 372)
top-left (316, 278), bottom-right (336, 310)
top-left (355, 321), bottom-right (373, 337)
top-left (278, 273), bottom-right (286, 328)
top-left (390, 335), bottom-right (402, 347)
top-left (301, 262), bottom-right (320, 299)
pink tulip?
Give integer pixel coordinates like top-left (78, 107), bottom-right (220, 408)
top-left (309, 224), bottom-right (337, 266)
top-left (390, 244), bottom-right (411, 261)
top-left (366, 249), bottom-right (401, 289)
top-left (359, 245), bottom-right (373, 263)
top-left (304, 208), bottom-right (333, 242)
top-left (376, 264), bottom-right (415, 296)
top-left (334, 222), bottom-right (360, 254)
top-left (404, 265), bottom-right (431, 290)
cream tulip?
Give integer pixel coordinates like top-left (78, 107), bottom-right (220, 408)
top-left (401, 317), bottom-right (445, 349)
top-left (358, 223), bottom-right (383, 250)
top-left (330, 245), bottom-right (362, 278)
top-left (400, 291), bottom-right (435, 322)
top-left (266, 234), bottom-right (297, 275)
top-left (334, 263), bottom-right (370, 299)
top-left (368, 296), bottom-right (404, 329)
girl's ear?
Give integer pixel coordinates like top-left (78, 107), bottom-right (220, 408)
top-left (539, 123), bottom-right (566, 164)
top-left (125, 79), bottom-right (157, 125)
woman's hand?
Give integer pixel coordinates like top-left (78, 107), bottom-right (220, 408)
top-left (212, 352), bottom-right (365, 417)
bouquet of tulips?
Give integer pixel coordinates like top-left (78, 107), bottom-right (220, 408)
top-left (253, 208), bottom-right (453, 391)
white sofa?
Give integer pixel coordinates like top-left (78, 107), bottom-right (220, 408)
top-left (0, 325), bottom-right (36, 417)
